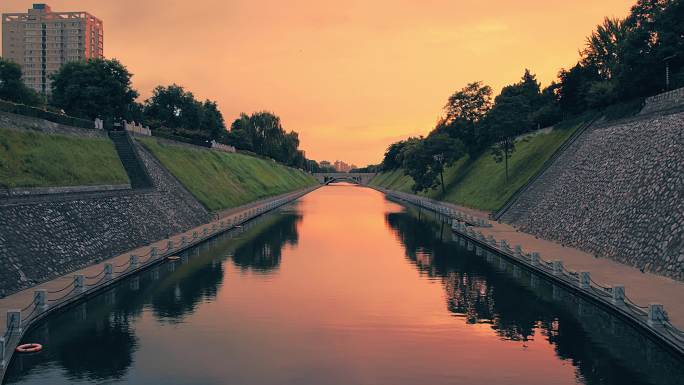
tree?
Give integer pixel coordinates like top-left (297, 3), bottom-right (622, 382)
top-left (494, 69), bottom-right (541, 133)
top-left (424, 133), bottom-right (465, 194)
top-left (199, 100), bottom-right (227, 142)
top-left (581, 17), bottom-right (629, 80)
top-left (442, 82), bottom-right (493, 156)
top-left (444, 81), bottom-right (493, 124)
top-left (401, 134), bottom-right (464, 194)
top-left (557, 63), bottom-right (602, 114)
top-left (0, 58), bottom-right (42, 106)
top-left (143, 84), bottom-right (227, 143)
top-left (381, 140), bottom-right (409, 171)
top-left (532, 82), bottom-right (562, 127)
top-left (143, 84), bottom-right (202, 130)
top-left (50, 58), bottom-right (138, 120)
top-left (227, 111), bottom-right (307, 167)
top-left (401, 138), bottom-right (439, 193)
top-left (228, 113), bottom-right (255, 151)
top-left (484, 95), bottom-right (529, 182)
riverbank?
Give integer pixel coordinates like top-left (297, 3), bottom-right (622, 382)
top-left (372, 187), bottom-right (684, 346)
top-left (0, 185), bottom-right (318, 379)
top-left (0, 117), bottom-right (319, 297)
top-left (368, 117), bottom-right (590, 211)
top-left (137, 137), bottom-right (318, 211)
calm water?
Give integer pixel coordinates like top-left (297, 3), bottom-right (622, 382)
top-left (4, 185), bottom-right (684, 385)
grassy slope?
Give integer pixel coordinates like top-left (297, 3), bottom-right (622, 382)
top-left (370, 121), bottom-right (584, 211)
top-left (0, 128), bottom-right (128, 188)
top-left (138, 137), bottom-right (317, 211)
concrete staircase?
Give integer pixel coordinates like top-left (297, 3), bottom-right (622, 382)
top-left (108, 131), bottom-right (152, 189)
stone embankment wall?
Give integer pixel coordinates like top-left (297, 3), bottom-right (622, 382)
top-left (502, 111), bottom-right (684, 281)
top-left (0, 142), bottom-right (211, 297)
top-left (640, 87), bottom-right (684, 115)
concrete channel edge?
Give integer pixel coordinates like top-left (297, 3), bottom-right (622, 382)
top-left (373, 186), bottom-right (684, 358)
top-left (0, 185), bottom-right (320, 381)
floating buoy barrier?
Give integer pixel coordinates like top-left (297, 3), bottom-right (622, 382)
top-left (16, 343), bottom-right (43, 353)
top-left (167, 255), bottom-right (181, 261)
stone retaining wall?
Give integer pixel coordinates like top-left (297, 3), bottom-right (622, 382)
top-left (0, 143), bottom-right (211, 297)
top-left (501, 111), bottom-right (684, 281)
top-left (640, 87), bottom-right (684, 115)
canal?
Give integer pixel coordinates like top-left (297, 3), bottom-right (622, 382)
top-left (4, 185), bottom-right (684, 385)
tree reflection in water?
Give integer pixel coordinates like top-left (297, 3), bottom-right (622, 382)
top-left (384, 206), bottom-right (683, 385)
top-left (4, 209), bottom-right (302, 384)
top-left (230, 211), bottom-right (302, 273)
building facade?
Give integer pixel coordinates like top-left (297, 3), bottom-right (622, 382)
top-left (334, 160), bottom-right (351, 173)
top-left (2, 4), bottom-right (103, 93)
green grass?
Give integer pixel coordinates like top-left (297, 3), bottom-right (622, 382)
top-left (370, 121), bottom-right (586, 211)
top-left (0, 128), bottom-right (128, 188)
top-left (138, 137), bottom-right (318, 211)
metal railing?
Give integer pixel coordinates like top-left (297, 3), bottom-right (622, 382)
top-left (1, 187), bottom-right (316, 374)
top-left (379, 188), bottom-right (492, 228)
top-left (384, 188), bottom-right (684, 354)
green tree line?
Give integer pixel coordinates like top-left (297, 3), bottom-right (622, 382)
top-left (377, 0), bottom-right (683, 193)
top-left (0, 57), bottom-right (315, 170)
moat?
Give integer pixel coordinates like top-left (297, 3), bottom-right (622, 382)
top-left (4, 185), bottom-right (684, 385)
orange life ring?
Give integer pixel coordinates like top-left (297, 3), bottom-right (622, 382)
top-left (167, 255), bottom-right (180, 261)
top-left (16, 343), bottom-right (42, 353)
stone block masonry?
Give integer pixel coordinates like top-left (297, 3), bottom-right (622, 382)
top-left (0, 142), bottom-right (211, 297)
top-left (501, 111), bottom-right (684, 281)
top-left (640, 86), bottom-right (684, 115)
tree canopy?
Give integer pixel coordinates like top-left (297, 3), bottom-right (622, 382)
top-left (50, 58), bottom-right (139, 120)
top-left (142, 84), bottom-right (227, 143)
top-left (227, 111), bottom-right (307, 168)
top-left (380, 0), bottom-right (684, 193)
top-left (0, 58), bottom-right (42, 106)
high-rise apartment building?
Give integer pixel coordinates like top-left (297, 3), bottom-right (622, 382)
top-left (2, 4), bottom-right (103, 93)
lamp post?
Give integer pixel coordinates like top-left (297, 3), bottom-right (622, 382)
top-left (663, 55), bottom-right (676, 91)
top-left (433, 153), bottom-right (446, 194)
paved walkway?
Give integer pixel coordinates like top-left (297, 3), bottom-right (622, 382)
top-left (433, 199), bottom-right (684, 330)
top-left (0, 187), bottom-right (316, 335)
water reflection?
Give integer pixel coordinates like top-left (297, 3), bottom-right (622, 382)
top-left (4, 189), bottom-right (684, 385)
top-left (385, 201), bottom-right (684, 385)
top-left (231, 210), bottom-right (302, 273)
top-left (4, 207), bottom-right (302, 384)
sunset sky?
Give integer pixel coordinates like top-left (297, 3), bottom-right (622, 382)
top-left (2, 0), bottom-right (635, 165)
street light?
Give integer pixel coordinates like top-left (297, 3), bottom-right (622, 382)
top-left (663, 55), bottom-right (677, 91)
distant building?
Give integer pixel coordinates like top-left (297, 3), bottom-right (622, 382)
top-left (334, 160), bottom-right (352, 173)
top-left (320, 160), bottom-right (332, 168)
top-left (2, 3), bottom-right (104, 93)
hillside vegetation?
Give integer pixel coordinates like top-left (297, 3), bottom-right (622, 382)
top-left (370, 119), bottom-right (586, 211)
top-left (0, 128), bottom-right (128, 188)
top-left (138, 137), bottom-right (317, 211)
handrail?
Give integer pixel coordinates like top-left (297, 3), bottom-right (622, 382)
top-left (1, 185), bottom-right (317, 379)
top-left (383, 187), bottom-right (684, 355)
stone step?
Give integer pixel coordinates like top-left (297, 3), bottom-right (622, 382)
top-left (108, 131), bottom-right (153, 189)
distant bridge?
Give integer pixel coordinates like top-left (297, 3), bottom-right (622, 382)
top-left (313, 173), bottom-right (376, 185)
